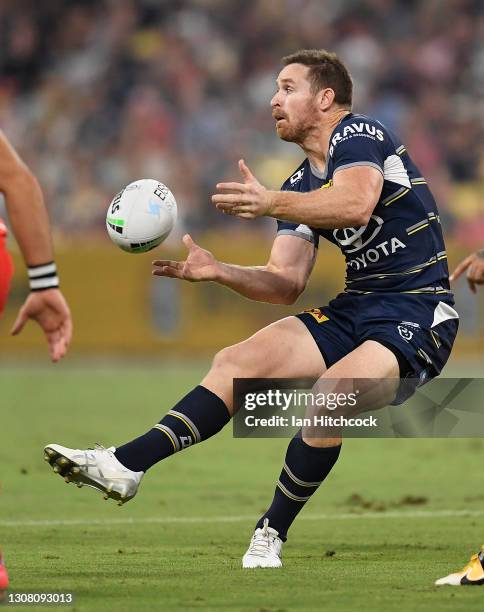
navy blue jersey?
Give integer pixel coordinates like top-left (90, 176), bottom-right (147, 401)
top-left (277, 113), bottom-right (450, 295)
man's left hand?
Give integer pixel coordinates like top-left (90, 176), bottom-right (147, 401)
top-left (212, 159), bottom-right (274, 219)
top-left (11, 288), bottom-right (72, 362)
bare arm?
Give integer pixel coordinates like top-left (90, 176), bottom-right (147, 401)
top-left (265, 165), bottom-right (383, 228)
top-left (213, 159), bottom-right (383, 228)
top-left (0, 130), bottom-right (72, 362)
top-left (450, 250), bottom-right (484, 293)
top-left (152, 233), bottom-right (316, 305)
top-left (0, 130), bottom-right (54, 266)
top-left (216, 234), bottom-right (316, 304)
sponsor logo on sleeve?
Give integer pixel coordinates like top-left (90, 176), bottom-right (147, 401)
top-left (329, 122), bottom-right (385, 157)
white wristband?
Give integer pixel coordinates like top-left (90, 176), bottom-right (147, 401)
top-left (28, 262), bottom-right (59, 291)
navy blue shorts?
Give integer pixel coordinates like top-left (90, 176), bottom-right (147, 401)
top-left (296, 292), bottom-right (459, 403)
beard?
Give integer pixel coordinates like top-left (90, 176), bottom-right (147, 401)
top-left (275, 100), bottom-right (318, 144)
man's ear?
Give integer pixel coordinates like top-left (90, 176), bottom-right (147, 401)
top-left (319, 87), bottom-right (336, 111)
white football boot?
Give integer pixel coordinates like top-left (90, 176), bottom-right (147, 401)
top-left (242, 518), bottom-right (283, 568)
top-left (44, 443), bottom-right (143, 506)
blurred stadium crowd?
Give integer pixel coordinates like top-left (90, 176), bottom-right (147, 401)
top-left (0, 0), bottom-right (483, 244)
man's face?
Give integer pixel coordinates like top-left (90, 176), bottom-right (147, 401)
top-left (271, 63), bottom-right (320, 143)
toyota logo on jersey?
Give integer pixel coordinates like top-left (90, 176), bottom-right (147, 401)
top-left (333, 215), bottom-right (384, 253)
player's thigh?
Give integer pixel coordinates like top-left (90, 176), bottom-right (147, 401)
top-left (318, 340), bottom-right (400, 414)
top-left (202, 316), bottom-right (326, 410)
top-left (324, 339), bottom-right (399, 379)
top-left (210, 316), bottom-right (327, 378)
top-left (303, 340), bottom-right (400, 446)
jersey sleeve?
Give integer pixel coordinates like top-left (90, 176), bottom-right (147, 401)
top-left (330, 120), bottom-right (386, 176)
top-left (276, 219), bottom-right (319, 247)
top-left (274, 180), bottom-right (319, 247)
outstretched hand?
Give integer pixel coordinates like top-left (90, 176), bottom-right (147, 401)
top-left (212, 159), bottom-right (273, 219)
top-left (152, 234), bottom-right (220, 282)
top-left (11, 288), bottom-right (72, 362)
top-left (450, 251), bottom-right (484, 293)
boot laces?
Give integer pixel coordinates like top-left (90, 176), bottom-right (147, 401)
top-left (247, 519), bottom-right (276, 557)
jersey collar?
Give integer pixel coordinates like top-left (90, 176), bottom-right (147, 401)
top-left (309, 111), bottom-right (354, 180)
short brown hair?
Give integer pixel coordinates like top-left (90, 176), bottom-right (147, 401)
top-left (282, 49), bottom-right (352, 108)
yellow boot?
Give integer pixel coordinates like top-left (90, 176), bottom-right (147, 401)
top-left (435, 546), bottom-right (484, 585)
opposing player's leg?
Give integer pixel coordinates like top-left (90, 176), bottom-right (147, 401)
top-left (0, 233), bottom-right (13, 597)
top-left (0, 548), bottom-right (8, 601)
top-left (436, 546), bottom-right (484, 585)
top-left (45, 316), bottom-right (326, 504)
top-left (243, 340), bottom-right (399, 568)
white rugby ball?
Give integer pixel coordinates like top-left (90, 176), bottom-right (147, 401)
top-left (106, 179), bottom-right (177, 253)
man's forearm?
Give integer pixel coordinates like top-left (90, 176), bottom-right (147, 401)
top-left (4, 169), bottom-right (54, 266)
top-left (215, 262), bottom-right (298, 304)
top-left (267, 186), bottom-right (368, 229)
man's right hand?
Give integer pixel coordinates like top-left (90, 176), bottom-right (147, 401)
top-left (152, 234), bottom-right (220, 282)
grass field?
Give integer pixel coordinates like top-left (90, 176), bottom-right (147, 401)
top-left (1, 362), bottom-right (484, 611)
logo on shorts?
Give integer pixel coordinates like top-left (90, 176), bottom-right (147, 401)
top-left (398, 326), bottom-right (413, 341)
top-left (397, 322), bottom-right (419, 342)
top-left (304, 308), bottom-right (329, 324)
top-left (333, 215), bottom-right (384, 253)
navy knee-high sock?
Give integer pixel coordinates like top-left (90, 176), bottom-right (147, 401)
top-left (114, 386), bottom-right (230, 472)
top-left (256, 433), bottom-right (341, 541)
